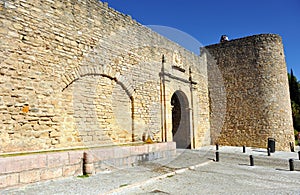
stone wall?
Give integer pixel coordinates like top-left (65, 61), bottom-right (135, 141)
top-left (0, 0), bottom-right (210, 153)
top-left (205, 34), bottom-right (294, 150)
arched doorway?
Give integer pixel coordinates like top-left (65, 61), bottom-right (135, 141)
top-left (171, 91), bottom-right (191, 149)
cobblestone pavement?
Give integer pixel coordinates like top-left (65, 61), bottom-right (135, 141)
top-left (1, 146), bottom-right (300, 195)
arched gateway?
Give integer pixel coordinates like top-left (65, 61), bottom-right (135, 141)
top-left (171, 90), bottom-right (191, 149)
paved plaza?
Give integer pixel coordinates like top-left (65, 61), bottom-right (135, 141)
top-left (1, 146), bottom-right (300, 195)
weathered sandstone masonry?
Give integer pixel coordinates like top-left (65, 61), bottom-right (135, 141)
top-left (204, 34), bottom-right (294, 150)
top-left (0, 0), bottom-right (209, 188)
top-left (0, 0), bottom-right (209, 153)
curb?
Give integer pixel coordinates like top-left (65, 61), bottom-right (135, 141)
top-left (103, 160), bottom-right (212, 195)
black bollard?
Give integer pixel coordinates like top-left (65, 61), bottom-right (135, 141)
top-left (83, 152), bottom-right (88, 175)
top-left (298, 151), bottom-right (300, 160)
top-left (289, 159), bottom-right (294, 171)
top-left (216, 144), bottom-right (219, 151)
top-left (216, 151), bottom-right (219, 162)
top-left (267, 148), bottom-right (271, 156)
top-left (290, 142), bottom-right (295, 152)
top-left (243, 145), bottom-right (246, 153)
top-left (250, 155), bottom-right (254, 166)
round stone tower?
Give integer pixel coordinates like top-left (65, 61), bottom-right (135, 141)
top-left (205, 34), bottom-right (294, 151)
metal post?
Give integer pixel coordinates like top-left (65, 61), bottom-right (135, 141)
top-left (267, 148), bottom-right (271, 156)
top-left (289, 159), bottom-right (294, 171)
top-left (216, 144), bottom-right (219, 151)
top-left (298, 151), bottom-right (300, 160)
top-left (250, 155), bottom-right (254, 166)
top-left (83, 152), bottom-right (87, 175)
top-left (243, 146), bottom-right (246, 153)
top-left (216, 151), bottom-right (219, 162)
top-left (290, 142), bottom-right (295, 152)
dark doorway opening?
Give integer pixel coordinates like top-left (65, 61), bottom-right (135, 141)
top-left (171, 91), bottom-right (191, 149)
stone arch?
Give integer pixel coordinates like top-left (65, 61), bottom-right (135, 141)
top-left (60, 65), bottom-right (137, 145)
top-left (171, 90), bottom-right (191, 149)
top-left (61, 65), bottom-right (135, 97)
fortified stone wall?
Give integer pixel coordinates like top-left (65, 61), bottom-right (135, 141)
top-left (205, 34), bottom-right (294, 150)
top-left (0, 0), bottom-right (210, 154)
top-left (0, 0), bottom-right (296, 189)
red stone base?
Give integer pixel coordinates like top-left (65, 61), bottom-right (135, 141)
top-left (0, 142), bottom-right (176, 189)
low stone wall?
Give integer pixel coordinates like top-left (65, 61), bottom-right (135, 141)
top-left (0, 142), bottom-right (176, 189)
top-left (0, 150), bottom-right (83, 189)
top-left (84, 142), bottom-right (176, 174)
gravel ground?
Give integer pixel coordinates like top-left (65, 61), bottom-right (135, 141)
top-left (1, 146), bottom-right (300, 195)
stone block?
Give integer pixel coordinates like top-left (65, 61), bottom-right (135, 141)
top-left (131, 145), bottom-right (148, 155)
top-left (68, 151), bottom-right (83, 164)
top-left (19, 169), bottom-right (40, 184)
top-left (113, 146), bottom-right (130, 159)
top-left (40, 167), bottom-right (63, 180)
top-left (0, 173), bottom-right (19, 188)
top-left (47, 152), bottom-right (69, 168)
top-left (89, 148), bottom-right (115, 161)
top-left (63, 164), bottom-right (82, 177)
top-left (0, 154), bottom-right (47, 173)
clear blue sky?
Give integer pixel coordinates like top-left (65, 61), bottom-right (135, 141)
top-left (103, 0), bottom-right (300, 78)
